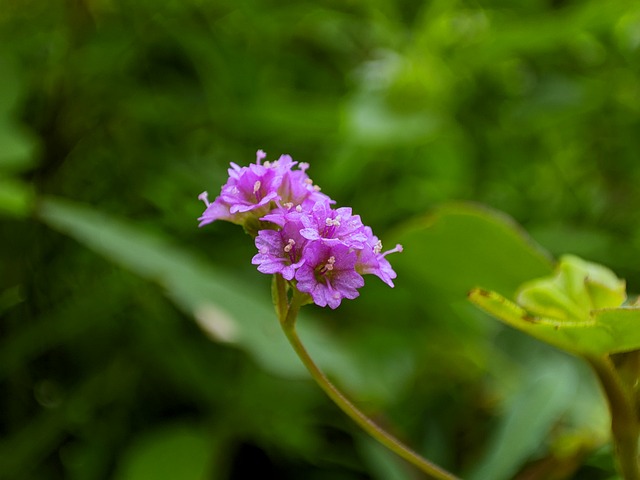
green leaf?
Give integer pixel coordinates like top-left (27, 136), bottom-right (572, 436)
top-left (469, 288), bottom-right (640, 355)
top-left (516, 255), bottom-right (626, 321)
top-left (591, 308), bottom-right (640, 354)
top-left (393, 203), bottom-right (554, 299)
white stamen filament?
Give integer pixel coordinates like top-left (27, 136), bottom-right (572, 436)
top-left (381, 244), bottom-right (404, 257)
top-left (198, 191), bottom-right (210, 207)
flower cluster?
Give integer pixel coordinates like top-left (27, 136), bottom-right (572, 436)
top-left (198, 150), bottom-right (402, 309)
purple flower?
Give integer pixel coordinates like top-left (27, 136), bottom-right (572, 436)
top-left (199, 149), bottom-right (402, 309)
top-left (198, 150), bottom-right (285, 226)
top-left (295, 243), bottom-right (365, 309)
top-left (278, 162), bottom-right (334, 210)
top-left (299, 201), bottom-right (368, 249)
top-left (198, 150), bottom-right (332, 228)
top-left (220, 163), bottom-right (281, 214)
top-left (355, 227), bottom-right (403, 287)
top-left (251, 214), bottom-right (308, 281)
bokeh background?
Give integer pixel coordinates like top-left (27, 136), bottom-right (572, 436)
top-left (2, 1), bottom-right (640, 479)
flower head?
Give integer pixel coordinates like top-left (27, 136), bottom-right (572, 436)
top-left (199, 149), bottom-right (401, 309)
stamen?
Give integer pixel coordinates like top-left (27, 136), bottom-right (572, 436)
top-left (253, 181), bottom-right (261, 193)
top-left (318, 256), bottom-right (336, 275)
top-left (256, 149), bottom-right (266, 164)
top-left (381, 244), bottom-right (403, 257)
top-left (283, 238), bottom-right (296, 253)
top-left (295, 205), bottom-right (303, 212)
top-left (198, 191), bottom-right (210, 207)
top-left (304, 178), bottom-right (313, 185)
top-left (373, 240), bottom-right (383, 254)
top-left (325, 217), bottom-right (341, 227)
top-left (299, 162), bottom-right (310, 171)
top-left (324, 256), bottom-right (336, 271)
top-left (283, 202), bottom-right (294, 209)
top-left (313, 185), bottom-right (321, 192)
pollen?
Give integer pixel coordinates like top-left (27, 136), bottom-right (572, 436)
top-left (253, 181), bottom-right (261, 193)
top-left (304, 178), bottom-right (313, 185)
top-left (373, 240), bottom-right (383, 254)
top-left (283, 238), bottom-right (296, 253)
top-left (325, 217), bottom-right (341, 227)
top-left (324, 256), bottom-right (336, 271)
top-left (283, 202), bottom-right (294, 209)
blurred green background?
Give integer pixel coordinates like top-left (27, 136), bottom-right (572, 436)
top-left (2, 1), bottom-right (640, 479)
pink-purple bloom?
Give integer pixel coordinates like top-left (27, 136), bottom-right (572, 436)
top-left (299, 202), bottom-right (368, 249)
top-left (295, 243), bottom-right (364, 309)
top-left (199, 150), bottom-right (402, 309)
top-left (252, 213), bottom-right (308, 281)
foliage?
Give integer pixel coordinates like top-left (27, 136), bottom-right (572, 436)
top-left (1, 0), bottom-right (640, 479)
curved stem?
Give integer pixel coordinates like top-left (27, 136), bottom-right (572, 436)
top-left (274, 275), bottom-right (459, 480)
top-left (587, 355), bottom-right (640, 480)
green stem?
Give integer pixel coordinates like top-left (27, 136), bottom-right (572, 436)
top-left (274, 275), bottom-right (459, 480)
top-left (587, 355), bottom-right (640, 480)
